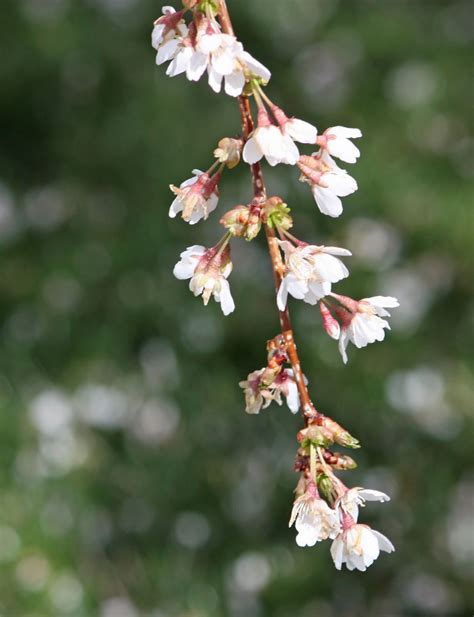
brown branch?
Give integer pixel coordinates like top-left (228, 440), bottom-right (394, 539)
top-left (218, 0), bottom-right (316, 422)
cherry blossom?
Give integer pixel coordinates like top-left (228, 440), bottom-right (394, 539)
top-left (298, 152), bottom-right (358, 217)
top-left (277, 240), bottom-right (351, 310)
top-left (153, 12), bottom-right (270, 97)
top-left (289, 482), bottom-right (341, 547)
top-left (331, 521), bottom-right (395, 571)
top-left (169, 169), bottom-right (220, 224)
top-left (173, 244), bottom-right (235, 315)
top-left (330, 294), bottom-right (399, 363)
top-left (317, 126), bottom-right (362, 164)
top-left (243, 106), bottom-right (317, 167)
top-left (336, 487), bottom-right (391, 522)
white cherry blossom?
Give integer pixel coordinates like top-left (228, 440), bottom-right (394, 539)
top-left (153, 13), bottom-right (270, 97)
top-left (298, 152), bottom-right (358, 217)
top-left (290, 482), bottom-right (341, 547)
top-left (331, 523), bottom-right (394, 571)
top-left (244, 108), bottom-right (316, 167)
top-left (332, 294), bottom-right (399, 363)
top-left (336, 487), bottom-right (391, 522)
top-left (243, 109), bottom-right (299, 166)
top-left (317, 126), bottom-right (362, 164)
top-left (277, 241), bottom-right (351, 310)
top-left (169, 169), bottom-right (220, 224)
top-left (173, 244), bottom-right (235, 315)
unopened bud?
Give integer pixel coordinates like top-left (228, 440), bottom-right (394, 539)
top-left (214, 137), bottom-right (242, 169)
top-left (323, 450), bottom-right (357, 470)
top-left (319, 303), bottom-right (340, 340)
top-left (298, 424), bottom-right (334, 448)
top-left (320, 416), bottom-right (360, 449)
top-left (220, 205), bottom-right (249, 237)
top-left (317, 473), bottom-right (338, 505)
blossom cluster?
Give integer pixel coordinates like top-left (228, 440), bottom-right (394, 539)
top-left (154, 1), bottom-right (398, 572)
top-left (289, 480), bottom-right (394, 571)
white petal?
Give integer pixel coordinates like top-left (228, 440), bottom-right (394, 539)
top-left (217, 279), bottom-right (235, 315)
top-left (224, 70), bottom-right (245, 96)
top-left (173, 258), bottom-right (197, 280)
top-left (338, 330), bottom-right (349, 364)
top-left (168, 197), bottom-right (182, 218)
top-left (330, 536), bottom-right (344, 570)
top-left (277, 280), bottom-right (288, 311)
top-left (285, 119), bottom-right (317, 144)
top-left (329, 126), bottom-right (362, 139)
top-left (239, 51), bottom-right (271, 82)
top-left (364, 296), bottom-right (400, 309)
top-left (207, 66), bottom-right (223, 93)
top-left (372, 530), bottom-right (395, 553)
top-left (285, 380), bottom-right (300, 414)
top-left (242, 136), bottom-right (263, 164)
top-left (186, 52), bottom-right (208, 81)
top-left (357, 489), bottom-right (391, 503)
top-left (156, 37), bottom-right (179, 65)
top-left (166, 47), bottom-right (193, 77)
top-left (328, 138), bottom-right (360, 164)
top-left (324, 172), bottom-right (358, 197)
top-left (312, 186), bottom-right (343, 217)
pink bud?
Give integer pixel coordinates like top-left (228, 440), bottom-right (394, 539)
top-left (319, 303), bottom-right (340, 340)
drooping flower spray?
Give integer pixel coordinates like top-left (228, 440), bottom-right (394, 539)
top-left (153, 0), bottom-right (398, 571)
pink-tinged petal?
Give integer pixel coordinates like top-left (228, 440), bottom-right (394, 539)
top-left (242, 136), bottom-right (263, 164)
top-left (312, 186), bottom-right (343, 217)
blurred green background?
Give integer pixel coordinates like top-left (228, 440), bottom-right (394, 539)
top-left (0, 0), bottom-right (473, 615)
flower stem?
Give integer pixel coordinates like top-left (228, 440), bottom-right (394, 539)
top-left (218, 0), bottom-right (316, 422)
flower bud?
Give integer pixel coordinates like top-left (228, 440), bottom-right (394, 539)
top-left (323, 450), bottom-right (357, 470)
top-left (220, 205), bottom-right (249, 237)
top-left (319, 303), bottom-right (341, 340)
top-left (320, 416), bottom-right (360, 449)
top-left (298, 424), bottom-right (334, 448)
top-left (214, 137), bottom-right (242, 169)
top-left (317, 473), bottom-right (338, 505)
